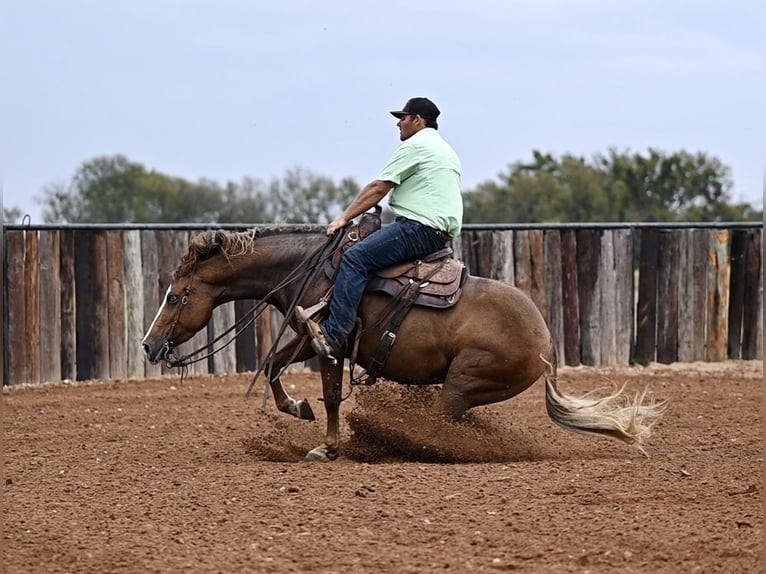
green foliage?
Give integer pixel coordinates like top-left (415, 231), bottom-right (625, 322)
top-left (3, 206), bottom-right (23, 223)
top-left (464, 149), bottom-right (761, 223)
top-left (34, 149), bottom-right (759, 224)
top-left (217, 169), bottom-right (359, 224)
top-left (41, 155), bottom-right (227, 223)
top-left (39, 156), bottom-right (359, 224)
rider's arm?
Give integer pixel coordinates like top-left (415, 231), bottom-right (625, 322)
top-left (326, 179), bottom-right (394, 235)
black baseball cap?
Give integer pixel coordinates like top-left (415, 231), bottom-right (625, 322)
top-left (390, 97), bottom-right (440, 120)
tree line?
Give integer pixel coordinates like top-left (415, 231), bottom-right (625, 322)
top-left (3, 149), bottom-right (761, 224)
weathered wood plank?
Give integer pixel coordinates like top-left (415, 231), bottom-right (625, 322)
top-left (141, 230), bottom-right (162, 378)
top-left (74, 231), bottom-right (95, 380)
top-left (726, 229), bottom-right (747, 359)
top-left (476, 231), bottom-right (493, 279)
top-left (560, 230), bottom-right (580, 366)
top-left (742, 229), bottom-right (762, 360)
top-left (598, 230), bottom-right (617, 365)
top-left (677, 230), bottom-right (708, 362)
top-left (676, 231), bottom-right (693, 362)
top-left (60, 230), bottom-right (77, 381)
top-left (490, 231), bottom-right (514, 284)
top-left (513, 230), bottom-right (532, 297)
top-left (706, 230), bottom-right (730, 361)
top-left (656, 231), bottom-right (680, 364)
top-left (256, 306), bottom-right (274, 368)
top-left (39, 231), bottom-right (62, 383)
top-left (106, 231), bottom-right (127, 379)
top-left (544, 230), bottom-right (565, 364)
top-left (92, 232), bottom-right (111, 380)
top-left (634, 229), bottom-right (659, 365)
top-left (24, 230), bottom-right (41, 383)
top-left (689, 230), bottom-right (709, 361)
top-left (6, 231), bottom-right (27, 384)
top-left (123, 230), bottom-right (145, 378)
top-left (210, 302), bottom-right (238, 374)
top-left (461, 231), bottom-right (481, 277)
top-left (529, 230), bottom-right (547, 320)
top-left (235, 300), bottom-right (258, 372)
top-left (613, 229), bottom-right (634, 365)
top-left (576, 229), bottom-right (601, 365)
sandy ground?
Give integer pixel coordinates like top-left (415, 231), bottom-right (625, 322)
top-left (3, 361), bottom-right (762, 573)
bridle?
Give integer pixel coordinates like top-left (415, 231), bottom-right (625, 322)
top-left (158, 272), bottom-right (195, 365)
top-left (158, 270), bottom-right (273, 369)
top-left (156, 230), bottom-right (345, 373)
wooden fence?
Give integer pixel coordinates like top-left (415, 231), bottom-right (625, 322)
top-left (3, 223), bottom-right (762, 386)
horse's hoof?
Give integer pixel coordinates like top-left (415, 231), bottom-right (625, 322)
top-left (298, 400), bottom-right (316, 421)
top-left (304, 446), bottom-right (339, 462)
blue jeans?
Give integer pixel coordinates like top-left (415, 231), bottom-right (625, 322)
top-left (321, 218), bottom-right (448, 348)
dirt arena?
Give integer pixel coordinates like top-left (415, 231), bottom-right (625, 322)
top-left (3, 361), bottom-right (762, 573)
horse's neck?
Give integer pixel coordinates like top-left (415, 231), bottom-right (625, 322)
top-left (206, 232), bottom-right (328, 309)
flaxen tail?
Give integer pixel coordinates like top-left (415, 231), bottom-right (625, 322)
top-left (541, 344), bottom-right (667, 455)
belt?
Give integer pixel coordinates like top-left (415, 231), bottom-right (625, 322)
top-left (427, 226), bottom-right (451, 242)
top-left (395, 217), bottom-right (451, 242)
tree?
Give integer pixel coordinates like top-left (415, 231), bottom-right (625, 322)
top-left (3, 206), bottom-right (23, 224)
top-left (39, 155), bottom-right (361, 224)
top-left (464, 149), bottom-right (760, 223)
top-left (464, 151), bottom-right (615, 223)
top-left (41, 155), bottom-right (227, 223)
top-left (264, 168), bottom-right (360, 224)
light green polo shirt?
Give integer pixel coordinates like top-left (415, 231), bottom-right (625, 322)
top-left (377, 128), bottom-right (463, 238)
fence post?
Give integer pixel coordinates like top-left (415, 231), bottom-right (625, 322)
top-left (706, 230), bottom-right (730, 361)
top-left (560, 229), bottom-right (580, 366)
top-left (123, 230), bottom-right (146, 378)
top-left (656, 230), bottom-right (680, 364)
top-left (39, 231), bottom-right (62, 383)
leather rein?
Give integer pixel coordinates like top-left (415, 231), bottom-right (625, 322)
top-left (162, 231), bottom-right (344, 374)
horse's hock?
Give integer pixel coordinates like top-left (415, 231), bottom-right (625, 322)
top-left (3, 222), bottom-right (763, 386)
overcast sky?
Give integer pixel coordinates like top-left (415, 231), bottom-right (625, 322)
top-left (2, 0), bottom-right (763, 222)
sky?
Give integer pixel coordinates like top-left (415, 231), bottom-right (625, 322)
top-left (2, 0), bottom-right (763, 223)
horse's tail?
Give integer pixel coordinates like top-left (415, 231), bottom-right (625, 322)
top-left (541, 344), bottom-right (668, 455)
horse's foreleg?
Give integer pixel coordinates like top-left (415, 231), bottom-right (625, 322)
top-left (262, 337), bottom-right (317, 421)
top-left (305, 359), bottom-right (344, 461)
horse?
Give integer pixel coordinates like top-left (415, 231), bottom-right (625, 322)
top-left (142, 224), bottom-right (666, 461)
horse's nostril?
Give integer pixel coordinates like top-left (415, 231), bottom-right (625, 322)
top-left (142, 343), bottom-right (150, 356)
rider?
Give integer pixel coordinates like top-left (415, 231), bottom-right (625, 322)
top-left (297, 97), bottom-right (463, 359)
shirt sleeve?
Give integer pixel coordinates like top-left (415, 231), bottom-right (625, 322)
top-left (377, 141), bottom-right (419, 185)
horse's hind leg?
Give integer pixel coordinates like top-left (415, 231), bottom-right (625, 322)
top-left (436, 353), bottom-right (540, 421)
top-left (261, 337), bottom-right (317, 421)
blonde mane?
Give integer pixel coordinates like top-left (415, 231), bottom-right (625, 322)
top-left (173, 225), bottom-right (325, 279)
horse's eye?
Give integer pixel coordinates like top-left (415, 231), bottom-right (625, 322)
top-left (167, 293), bottom-right (179, 304)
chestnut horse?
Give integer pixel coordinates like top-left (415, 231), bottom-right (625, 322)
top-left (142, 225), bottom-right (666, 461)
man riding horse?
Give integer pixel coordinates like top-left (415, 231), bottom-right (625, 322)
top-left (297, 97), bottom-right (462, 361)
top-left (141, 98), bottom-right (667, 461)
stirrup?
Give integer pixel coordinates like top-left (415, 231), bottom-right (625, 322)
top-left (295, 306), bottom-right (338, 365)
top-left (295, 300), bottom-right (328, 322)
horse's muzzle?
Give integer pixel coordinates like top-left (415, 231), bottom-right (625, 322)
top-left (142, 339), bottom-right (175, 365)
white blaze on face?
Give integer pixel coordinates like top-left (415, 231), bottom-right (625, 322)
top-left (142, 285), bottom-right (172, 345)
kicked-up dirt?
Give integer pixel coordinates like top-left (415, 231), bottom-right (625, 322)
top-left (2, 361), bottom-right (762, 573)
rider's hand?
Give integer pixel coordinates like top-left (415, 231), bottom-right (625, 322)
top-left (326, 216), bottom-right (348, 236)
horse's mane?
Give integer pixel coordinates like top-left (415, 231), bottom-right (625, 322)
top-left (174, 225), bottom-right (326, 278)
